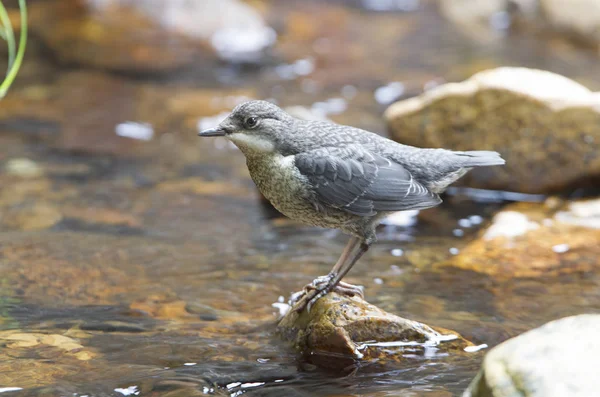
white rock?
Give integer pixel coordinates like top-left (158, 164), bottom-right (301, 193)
top-left (381, 210), bottom-right (419, 227)
top-left (5, 158), bottom-right (43, 178)
top-left (542, 0), bottom-right (600, 43)
top-left (440, 0), bottom-right (507, 41)
top-left (115, 122), bottom-right (154, 141)
top-left (555, 198), bottom-right (600, 229)
top-left (464, 314), bottom-right (600, 397)
top-left (483, 211), bottom-right (539, 240)
top-left (88, 0), bottom-right (276, 61)
top-left (386, 67), bottom-right (600, 120)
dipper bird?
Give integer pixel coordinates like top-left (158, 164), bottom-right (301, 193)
top-left (199, 100), bottom-right (505, 312)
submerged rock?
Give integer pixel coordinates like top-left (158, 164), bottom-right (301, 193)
top-left (446, 201), bottom-right (600, 278)
top-left (277, 292), bottom-right (472, 370)
top-left (464, 314), bottom-right (600, 397)
top-left (0, 330), bottom-right (98, 388)
top-left (3, 203), bottom-right (63, 231)
top-left (385, 67), bottom-right (600, 194)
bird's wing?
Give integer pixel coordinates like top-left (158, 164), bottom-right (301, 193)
top-left (294, 145), bottom-right (442, 217)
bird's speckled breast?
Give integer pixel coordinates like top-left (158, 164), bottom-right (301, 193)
top-left (246, 154), bottom-right (350, 228)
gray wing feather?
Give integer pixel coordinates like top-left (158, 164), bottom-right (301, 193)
top-left (295, 145), bottom-right (442, 216)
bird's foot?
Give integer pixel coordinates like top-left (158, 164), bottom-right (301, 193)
top-left (292, 274), bottom-right (364, 313)
top-left (306, 280), bottom-right (364, 299)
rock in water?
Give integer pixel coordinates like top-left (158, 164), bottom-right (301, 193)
top-left (277, 292), bottom-right (472, 370)
top-left (539, 0), bottom-right (600, 49)
top-left (29, 0), bottom-right (201, 73)
top-left (30, 0), bottom-right (275, 71)
top-left (385, 67), bottom-right (600, 194)
top-left (464, 314), bottom-right (600, 397)
top-left (440, 0), bottom-right (600, 50)
top-left (446, 201), bottom-right (600, 278)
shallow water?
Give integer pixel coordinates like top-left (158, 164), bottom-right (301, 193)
top-left (1, 0), bottom-right (600, 396)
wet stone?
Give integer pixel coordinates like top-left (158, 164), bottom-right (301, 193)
top-left (126, 0), bottom-right (277, 63)
top-left (464, 314), bottom-right (600, 397)
top-left (536, 0), bottom-right (600, 50)
top-left (0, 330), bottom-right (100, 389)
top-left (277, 292), bottom-right (472, 370)
top-left (446, 201), bottom-right (600, 278)
top-left (30, 0), bottom-right (204, 73)
top-left (442, 0), bottom-right (600, 52)
top-left (5, 158), bottom-right (44, 178)
top-left (2, 202), bottom-right (63, 231)
top-left (130, 295), bottom-right (192, 320)
top-left (185, 302), bottom-right (220, 321)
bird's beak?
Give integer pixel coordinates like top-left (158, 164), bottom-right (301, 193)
top-left (198, 127), bottom-right (226, 137)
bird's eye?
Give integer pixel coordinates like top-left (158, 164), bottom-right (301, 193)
top-left (245, 117), bottom-right (259, 129)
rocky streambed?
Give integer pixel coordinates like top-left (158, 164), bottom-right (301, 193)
top-left (1, 0), bottom-right (600, 396)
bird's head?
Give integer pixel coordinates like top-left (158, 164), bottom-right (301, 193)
top-left (198, 100), bottom-right (293, 156)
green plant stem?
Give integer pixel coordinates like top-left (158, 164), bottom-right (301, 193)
top-left (0, 0), bottom-right (26, 99)
top-left (0, 0), bottom-right (15, 71)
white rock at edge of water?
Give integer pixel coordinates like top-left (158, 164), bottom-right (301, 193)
top-left (464, 314), bottom-right (600, 397)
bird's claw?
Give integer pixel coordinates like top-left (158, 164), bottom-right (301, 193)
top-left (291, 275), bottom-right (364, 313)
top-left (306, 289), bottom-right (327, 313)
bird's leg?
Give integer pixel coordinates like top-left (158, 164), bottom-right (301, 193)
top-left (298, 236), bottom-right (361, 294)
top-left (328, 236), bottom-right (361, 277)
top-left (314, 242), bottom-right (370, 301)
top-left (293, 237), bottom-right (370, 313)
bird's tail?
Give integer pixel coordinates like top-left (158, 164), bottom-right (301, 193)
top-left (454, 150), bottom-right (505, 167)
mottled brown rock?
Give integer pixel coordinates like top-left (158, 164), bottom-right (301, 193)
top-left (0, 331), bottom-right (95, 359)
top-left (445, 201), bottom-right (600, 278)
top-left (0, 330), bottom-right (99, 388)
top-left (130, 295), bottom-right (191, 320)
top-left (30, 0), bottom-right (202, 73)
top-left (386, 67), bottom-right (600, 194)
top-left (2, 203), bottom-right (62, 231)
top-left (278, 292), bottom-right (471, 370)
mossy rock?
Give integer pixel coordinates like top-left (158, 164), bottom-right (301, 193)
top-left (386, 67), bottom-right (600, 194)
top-left (278, 292), bottom-right (472, 370)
